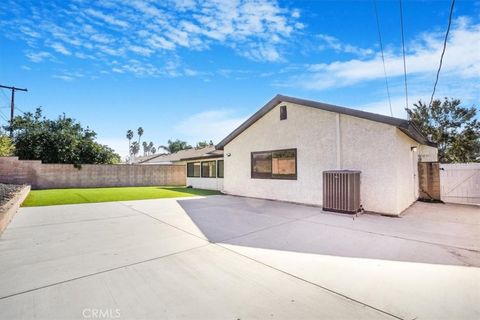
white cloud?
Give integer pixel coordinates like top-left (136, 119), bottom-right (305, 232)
top-left (26, 51), bottom-right (53, 62)
top-left (175, 110), bottom-right (247, 144)
top-left (242, 43), bottom-right (282, 62)
top-left (288, 17), bottom-right (480, 90)
top-left (50, 42), bottom-right (71, 55)
top-left (52, 74), bottom-right (74, 81)
top-left (8, 0), bottom-right (302, 78)
top-left (129, 45), bottom-right (153, 56)
top-left (85, 8), bottom-right (129, 28)
top-left (317, 34), bottom-right (374, 57)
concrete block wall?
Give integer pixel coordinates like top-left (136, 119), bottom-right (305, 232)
top-left (418, 162), bottom-right (441, 201)
top-left (0, 157), bottom-right (186, 189)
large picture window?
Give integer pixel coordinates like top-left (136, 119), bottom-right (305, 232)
top-left (201, 161), bottom-right (216, 178)
top-left (251, 149), bottom-right (297, 179)
top-left (187, 162), bottom-right (201, 177)
top-left (217, 160), bottom-right (224, 178)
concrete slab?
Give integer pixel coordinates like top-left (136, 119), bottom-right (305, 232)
top-left (179, 195), bottom-right (324, 219)
top-left (120, 198), bottom-right (208, 239)
top-left (0, 245), bottom-right (391, 320)
top-left (0, 205), bottom-right (207, 298)
top-left (224, 218), bottom-right (480, 266)
top-left (177, 201), bottom-right (294, 242)
top-left (304, 210), bottom-right (480, 251)
top-left (1, 196), bottom-right (478, 319)
top-left (9, 201), bottom-right (138, 228)
top-left (221, 244), bottom-right (480, 320)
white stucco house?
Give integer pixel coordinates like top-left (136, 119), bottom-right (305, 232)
top-left (185, 95), bottom-right (438, 216)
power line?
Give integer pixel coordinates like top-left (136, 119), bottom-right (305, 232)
top-left (0, 84), bottom-right (28, 136)
top-left (373, 0), bottom-right (393, 117)
top-left (429, 0), bottom-right (456, 107)
top-left (399, 0), bottom-right (409, 112)
top-left (0, 110), bottom-right (9, 122)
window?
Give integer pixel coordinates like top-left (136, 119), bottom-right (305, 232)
top-left (201, 161), bottom-right (216, 178)
top-left (272, 149), bottom-right (296, 178)
top-left (280, 105), bottom-right (287, 120)
top-left (251, 149), bottom-right (296, 179)
top-left (217, 160), bottom-right (224, 178)
top-left (187, 162), bottom-right (201, 177)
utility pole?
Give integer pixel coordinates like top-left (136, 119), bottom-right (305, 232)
top-left (0, 84), bottom-right (28, 136)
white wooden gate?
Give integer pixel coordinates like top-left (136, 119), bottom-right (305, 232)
top-left (440, 163), bottom-right (480, 205)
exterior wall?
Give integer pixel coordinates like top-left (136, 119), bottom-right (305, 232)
top-left (339, 114), bottom-right (398, 213)
top-left (0, 157), bottom-right (186, 189)
top-left (185, 158), bottom-right (224, 191)
top-left (395, 130), bottom-right (419, 214)
top-left (395, 132), bottom-right (439, 213)
top-left (223, 102), bottom-right (437, 215)
top-left (418, 145), bottom-right (438, 162)
top-left (187, 177), bottom-right (224, 191)
top-left (224, 102), bottom-right (337, 207)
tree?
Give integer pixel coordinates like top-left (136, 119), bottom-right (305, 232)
top-left (9, 108), bottom-right (120, 164)
top-left (151, 146), bottom-right (156, 154)
top-left (159, 139), bottom-right (192, 153)
top-left (137, 127), bottom-right (144, 148)
top-left (406, 98), bottom-right (480, 163)
top-left (130, 141), bottom-right (140, 158)
top-left (196, 140), bottom-right (214, 148)
top-left (148, 141), bottom-right (154, 154)
top-left (142, 141), bottom-right (148, 156)
top-left (0, 134), bottom-right (14, 156)
top-left (126, 130), bottom-right (134, 161)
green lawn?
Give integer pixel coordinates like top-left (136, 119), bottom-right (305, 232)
top-left (22, 186), bottom-right (221, 207)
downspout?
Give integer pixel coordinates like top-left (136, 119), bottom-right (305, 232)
top-left (336, 113), bottom-right (342, 169)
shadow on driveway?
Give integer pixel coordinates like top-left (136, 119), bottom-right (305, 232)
top-left (177, 195), bottom-right (480, 267)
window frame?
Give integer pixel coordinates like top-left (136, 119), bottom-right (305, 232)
top-left (217, 160), bottom-right (224, 178)
top-left (251, 148), bottom-right (297, 180)
top-left (201, 160), bottom-right (217, 178)
top-left (187, 162), bottom-right (201, 178)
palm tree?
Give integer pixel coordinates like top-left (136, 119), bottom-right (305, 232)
top-left (151, 146), bottom-right (156, 154)
top-left (137, 127), bottom-right (144, 149)
top-left (159, 139), bottom-right (192, 153)
top-left (148, 141), bottom-right (154, 155)
top-left (142, 141), bottom-right (148, 156)
top-left (130, 141), bottom-right (140, 160)
top-left (126, 130), bottom-right (134, 163)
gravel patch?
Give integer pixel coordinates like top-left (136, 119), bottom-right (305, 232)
top-left (0, 183), bottom-right (22, 207)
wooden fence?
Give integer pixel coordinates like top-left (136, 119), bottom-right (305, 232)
top-left (440, 163), bottom-right (480, 205)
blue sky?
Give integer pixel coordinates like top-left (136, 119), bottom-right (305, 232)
top-left (0, 0), bottom-right (479, 158)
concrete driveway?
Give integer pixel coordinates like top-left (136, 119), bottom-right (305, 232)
top-left (0, 196), bottom-right (479, 319)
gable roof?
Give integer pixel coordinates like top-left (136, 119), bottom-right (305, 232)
top-left (180, 149), bottom-right (224, 161)
top-left (216, 94), bottom-right (436, 149)
top-left (139, 146), bottom-right (216, 164)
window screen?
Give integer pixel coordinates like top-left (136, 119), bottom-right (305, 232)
top-left (187, 162), bottom-right (201, 177)
top-left (217, 160), bottom-right (224, 178)
top-left (201, 161), bottom-right (216, 178)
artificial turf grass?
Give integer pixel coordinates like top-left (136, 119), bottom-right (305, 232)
top-left (21, 186), bottom-right (221, 207)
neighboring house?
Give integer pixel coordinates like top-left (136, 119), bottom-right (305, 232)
top-left (137, 147), bottom-right (217, 165)
top-left (212, 94), bottom-right (437, 216)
